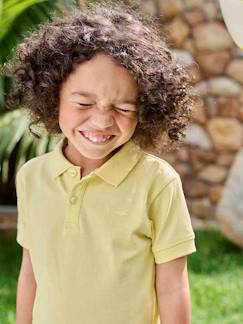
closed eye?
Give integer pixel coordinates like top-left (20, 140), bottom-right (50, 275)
top-left (76, 103), bottom-right (137, 114)
top-left (115, 107), bottom-right (137, 114)
top-left (117, 108), bottom-right (130, 112)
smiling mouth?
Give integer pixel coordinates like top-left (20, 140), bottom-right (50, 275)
top-left (79, 131), bottom-right (115, 144)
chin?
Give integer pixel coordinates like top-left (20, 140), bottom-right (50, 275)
top-left (78, 141), bottom-right (126, 159)
top-left (80, 150), bottom-right (113, 160)
top-left (67, 132), bottom-right (131, 160)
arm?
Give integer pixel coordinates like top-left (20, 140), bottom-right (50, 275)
top-left (155, 256), bottom-right (192, 324)
top-left (16, 248), bottom-right (37, 324)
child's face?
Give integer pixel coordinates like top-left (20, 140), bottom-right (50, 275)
top-left (58, 52), bottom-right (139, 164)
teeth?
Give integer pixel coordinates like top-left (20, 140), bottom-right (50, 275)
top-left (81, 131), bottom-right (112, 143)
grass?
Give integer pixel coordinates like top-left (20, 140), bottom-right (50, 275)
top-left (0, 228), bottom-right (243, 323)
top-left (189, 229), bottom-right (243, 323)
top-left (0, 233), bottom-right (22, 324)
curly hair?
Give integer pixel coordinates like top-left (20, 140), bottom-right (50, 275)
top-left (5, 1), bottom-right (195, 152)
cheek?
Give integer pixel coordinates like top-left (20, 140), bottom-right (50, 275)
top-left (118, 116), bottom-right (138, 134)
top-left (59, 107), bottom-right (80, 126)
top-left (58, 109), bottom-right (67, 128)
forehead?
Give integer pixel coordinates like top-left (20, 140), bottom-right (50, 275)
top-left (61, 52), bottom-right (139, 100)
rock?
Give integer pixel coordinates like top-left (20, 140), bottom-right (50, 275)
top-left (185, 124), bottom-right (212, 149)
top-left (161, 152), bottom-right (176, 165)
top-left (142, 0), bottom-right (157, 16)
top-left (193, 22), bottom-right (234, 51)
top-left (193, 80), bottom-right (209, 96)
top-left (217, 153), bottom-right (235, 167)
top-left (216, 149), bottom-right (243, 249)
top-left (209, 185), bottom-right (223, 204)
top-left (190, 147), bottom-right (217, 163)
top-left (190, 147), bottom-right (219, 172)
top-left (0, 206), bottom-right (17, 231)
top-left (239, 107), bottom-right (243, 122)
top-left (192, 99), bottom-right (207, 124)
top-left (183, 0), bottom-right (203, 9)
top-left (172, 49), bottom-right (195, 67)
top-left (218, 96), bottom-right (239, 117)
top-left (226, 59), bottom-right (243, 84)
top-left (203, 1), bottom-right (221, 20)
top-left (239, 91), bottom-right (243, 104)
top-left (190, 150), bottom-right (206, 171)
top-left (234, 48), bottom-right (243, 58)
top-left (188, 197), bottom-right (215, 219)
top-left (183, 179), bottom-right (208, 197)
top-left (176, 147), bottom-right (189, 162)
top-left (198, 165), bottom-right (227, 183)
top-left (205, 96), bottom-right (218, 116)
top-left (182, 38), bottom-right (196, 54)
top-left (207, 118), bottom-right (243, 150)
top-left (191, 217), bottom-right (219, 230)
top-left (183, 9), bottom-right (205, 26)
top-left (208, 77), bottom-right (241, 96)
top-left (186, 64), bottom-right (202, 83)
top-left (196, 51), bottom-right (231, 75)
top-left (165, 17), bottom-right (190, 47)
top-left (174, 162), bottom-right (191, 176)
top-left (158, 0), bottom-right (183, 19)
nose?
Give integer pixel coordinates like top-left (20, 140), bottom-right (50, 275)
top-left (90, 109), bottom-right (114, 130)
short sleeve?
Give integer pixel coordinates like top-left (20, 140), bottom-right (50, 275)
top-left (15, 169), bottom-right (31, 249)
top-left (149, 175), bottom-right (196, 264)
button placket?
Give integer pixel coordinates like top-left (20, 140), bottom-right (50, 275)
top-left (65, 179), bottom-right (89, 230)
top-left (70, 195), bottom-right (78, 204)
top-left (68, 168), bottom-right (78, 178)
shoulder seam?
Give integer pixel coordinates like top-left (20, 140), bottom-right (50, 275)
top-left (148, 174), bottom-right (180, 210)
top-left (142, 151), bottom-right (179, 176)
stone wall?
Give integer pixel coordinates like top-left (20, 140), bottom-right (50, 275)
top-left (141, 0), bottom-right (243, 229)
top-left (1, 0), bottom-right (243, 236)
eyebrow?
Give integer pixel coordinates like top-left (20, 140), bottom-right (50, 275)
top-left (71, 91), bottom-right (138, 105)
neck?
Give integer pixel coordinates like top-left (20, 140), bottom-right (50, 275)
top-left (62, 139), bottom-right (115, 177)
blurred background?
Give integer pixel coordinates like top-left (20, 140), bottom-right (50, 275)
top-left (0, 0), bottom-right (243, 323)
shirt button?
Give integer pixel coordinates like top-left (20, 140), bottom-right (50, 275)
top-left (68, 168), bottom-right (77, 177)
top-left (70, 195), bottom-right (78, 204)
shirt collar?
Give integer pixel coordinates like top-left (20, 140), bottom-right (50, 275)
top-left (50, 137), bottom-right (143, 187)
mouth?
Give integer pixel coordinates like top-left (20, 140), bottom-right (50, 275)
top-left (78, 131), bottom-right (116, 145)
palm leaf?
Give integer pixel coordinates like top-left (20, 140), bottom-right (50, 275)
top-left (0, 0), bottom-right (76, 196)
top-left (0, 109), bottom-right (27, 184)
top-left (0, 0), bottom-right (46, 40)
top-left (0, 0), bottom-right (77, 108)
top-left (0, 109), bottom-right (55, 185)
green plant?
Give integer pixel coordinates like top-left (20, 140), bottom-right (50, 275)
top-left (0, 0), bottom-right (76, 201)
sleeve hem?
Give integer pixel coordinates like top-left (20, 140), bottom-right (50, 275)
top-left (153, 237), bottom-right (196, 264)
top-left (16, 234), bottom-right (31, 250)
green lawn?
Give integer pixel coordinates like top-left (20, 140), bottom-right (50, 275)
top-left (188, 229), bottom-right (243, 323)
top-left (0, 228), bottom-right (243, 324)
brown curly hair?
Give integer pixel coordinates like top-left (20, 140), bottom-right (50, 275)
top-left (5, 1), bottom-right (195, 152)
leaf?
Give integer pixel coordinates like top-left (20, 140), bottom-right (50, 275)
top-left (0, 0), bottom-right (46, 40)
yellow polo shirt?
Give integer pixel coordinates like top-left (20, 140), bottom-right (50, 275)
top-left (16, 137), bottom-right (196, 324)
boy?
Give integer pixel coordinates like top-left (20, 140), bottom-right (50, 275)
top-left (9, 3), bottom-right (196, 324)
